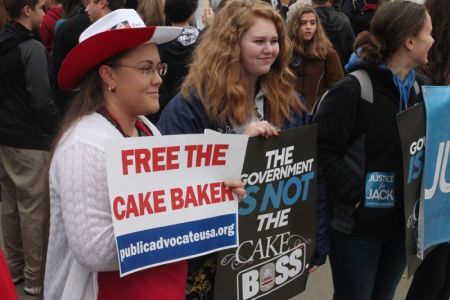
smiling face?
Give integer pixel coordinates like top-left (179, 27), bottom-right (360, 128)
top-left (107, 43), bottom-right (163, 117)
top-left (239, 16), bottom-right (280, 84)
top-left (299, 12), bottom-right (317, 42)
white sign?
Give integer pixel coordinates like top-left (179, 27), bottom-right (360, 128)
top-left (105, 134), bottom-right (248, 276)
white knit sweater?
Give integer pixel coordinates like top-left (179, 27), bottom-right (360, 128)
top-left (44, 113), bottom-right (160, 300)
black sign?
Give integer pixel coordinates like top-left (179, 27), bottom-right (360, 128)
top-left (214, 125), bottom-right (318, 300)
top-left (397, 103), bottom-right (425, 277)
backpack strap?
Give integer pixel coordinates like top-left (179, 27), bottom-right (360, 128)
top-left (350, 69), bottom-right (373, 103)
top-left (313, 69), bottom-right (373, 117)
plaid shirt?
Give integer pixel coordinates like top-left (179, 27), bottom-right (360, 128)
top-left (177, 26), bottom-right (199, 47)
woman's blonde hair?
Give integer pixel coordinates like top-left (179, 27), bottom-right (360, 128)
top-left (181, 0), bottom-right (303, 128)
top-left (287, 5), bottom-right (333, 60)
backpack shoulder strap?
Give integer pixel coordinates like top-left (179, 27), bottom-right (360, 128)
top-left (312, 69), bottom-right (374, 116)
top-left (350, 69), bottom-right (373, 103)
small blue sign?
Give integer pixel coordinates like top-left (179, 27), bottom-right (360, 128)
top-left (365, 172), bottom-right (396, 208)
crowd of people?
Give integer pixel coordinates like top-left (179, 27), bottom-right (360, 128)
top-left (0, 0), bottom-right (449, 299)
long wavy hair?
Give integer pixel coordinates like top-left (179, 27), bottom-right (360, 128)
top-left (421, 0), bottom-right (450, 85)
top-left (287, 5), bottom-right (333, 60)
top-left (354, 0), bottom-right (426, 66)
top-left (181, 0), bottom-right (303, 128)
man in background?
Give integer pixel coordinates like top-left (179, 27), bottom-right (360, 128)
top-left (153, 0), bottom-right (199, 123)
top-left (0, 0), bottom-right (59, 295)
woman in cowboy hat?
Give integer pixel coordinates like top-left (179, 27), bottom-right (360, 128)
top-left (43, 9), bottom-right (244, 299)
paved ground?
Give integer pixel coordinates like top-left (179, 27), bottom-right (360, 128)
top-left (290, 260), bottom-right (411, 300)
top-left (0, 202), bottom-right (410, 300)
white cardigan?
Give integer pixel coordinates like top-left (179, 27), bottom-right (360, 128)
top-left (44, 113), bottom-right (160, 300)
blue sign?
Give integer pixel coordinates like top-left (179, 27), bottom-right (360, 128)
top-left (421, 86), bottom-right (450, 253)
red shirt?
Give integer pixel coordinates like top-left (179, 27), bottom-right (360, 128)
top-left (96, 109), bottom-right (186, 299)
top-left (39, 7), bottom-right (64, 53)
top-left (97, 261), bottom-right (187, 300)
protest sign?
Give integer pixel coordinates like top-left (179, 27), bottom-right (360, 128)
top-left (397, 102), bottom-right (425, 276)
top-left (214, 125), bottom-right (317, 300)
top-left (419, 86), bottom-right (450, 256)
top-left (105, 134), bottom-right (248, 276)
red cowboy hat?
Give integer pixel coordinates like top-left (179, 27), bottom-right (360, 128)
top-left (58, 9), bottom-right (182, 91)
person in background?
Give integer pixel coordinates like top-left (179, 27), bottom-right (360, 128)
top-left (136, 0), bottom-right (165, 26)
top-left (313, 1), bottom-right (434, 299)
top-left (340, 0), bottom-right (363, 21)
top-left (288, 5), bottom-right (343, 112)
top-left (51, 0), bottom-right (91, 115)
top-left (406, 0), bottom-right (450, 298)
top-left (351, 0), bottom-right (379, 37)
top-left (53, 0), bottom-right (126, 116)
top-left (152, 0), bottom-right (199, 123)
top-left (0, 0), bottom-right (59, 295)
top-left (85, 0), bottom-right (125, 22)
top-left (286, 0), bottom-right (312, 22)
top-left (331, 0), bottom-right (340, 10)
top-left (59, 0), bottom-right (83, 22)
top-left (39, 0), bottom-right (63, 53)
top-left (311, 0), bottom-right (354, 70)
top-left (261, 0), bottom-right (295, 19)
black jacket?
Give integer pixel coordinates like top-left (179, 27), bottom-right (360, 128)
top-left (152, 38), bottom-right (197, 123)
top-left (51, 8), bottom-right (91, 115)
top-left (0, 22), bottom-right (59, 150)
top-left (313, 66), bottom-right (422, 235)
top-left (351, 6), bottom-right (376, 36)
top-left (315, 6), bottom-right (355, 70)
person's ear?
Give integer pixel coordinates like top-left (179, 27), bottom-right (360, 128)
top-left (98, 65), bottom-right (116, 90)
top-left (99, 0), bottom-right (108, 9)
top-left (404, 36), bottom-right (415, 51)
top-left (22, 5), bottom-right (33, 17)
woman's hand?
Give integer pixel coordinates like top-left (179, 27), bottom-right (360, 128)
top-left (308, 265), bottom-right (319, 274)
top-left (224, 180), bottom-right (246, 202)
top-left (243, 120), bottom-right (279, 138)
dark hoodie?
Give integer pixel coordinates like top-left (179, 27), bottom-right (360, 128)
top-left (151, 30), bottom-right (199, 123)
top-left (351, 3), bottom-right (378, 36)
top-left (315, 6), bottom-right (355, 70)
top-left (0, 22), bottom-right (59, 150)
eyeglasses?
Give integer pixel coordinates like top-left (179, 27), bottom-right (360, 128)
top-left (110, 62), bottom-right (168, 77)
